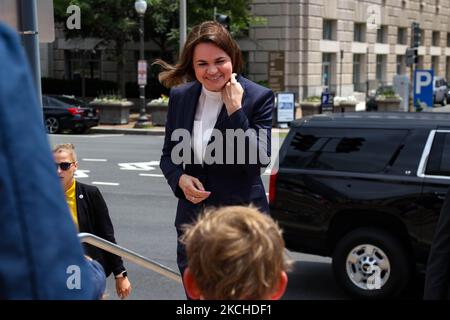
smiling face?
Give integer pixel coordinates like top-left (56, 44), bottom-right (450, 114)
top-left (193, 42), bottom-right (233, 92)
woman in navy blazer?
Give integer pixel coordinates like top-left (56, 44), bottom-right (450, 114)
top-left (155, 21), bottom-right (274, 280)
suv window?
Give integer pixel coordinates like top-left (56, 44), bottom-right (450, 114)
top-left (426, 132), bottom-right (450, 176)
top-left (284, 128), bottom-right (408, 173)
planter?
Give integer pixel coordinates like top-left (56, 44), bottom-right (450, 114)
top-left (334, 102), bottom-right (356, 113)
top-left (375, 98), bottom-right (401, 112)
top-left (147, 103), bottom-right (168, 126)
top-left (90, 101), bottom-right (133, 124)
top-left (300, 102), bottom-right (321, 117)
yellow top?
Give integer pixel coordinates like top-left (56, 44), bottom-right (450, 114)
top-left (65, 180), bottom-right (78, 229)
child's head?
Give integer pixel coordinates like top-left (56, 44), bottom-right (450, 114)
top-left (181, 206), bottom-right (291, 300)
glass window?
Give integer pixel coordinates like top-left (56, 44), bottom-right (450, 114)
top-left (397, 27), bottom-right (407, 45)
top-left (284, 128), bottom-right (409, 173)
top-left (432, 31), bottom-right (440, 46)
top-left (354, 23), bottom-right (365, 42)
top-left (377, 26), bottom-right (386, 43)
top-left (323, 20), bottom-right (334, 40)
top-left (397, 55), bottom-right (405, 75)
top-left (66, 50), bottom-right (101, 80)
top-left (322, 53), bottom-right (331, 87)
top-left (426, 132), bottom-right (450, 176)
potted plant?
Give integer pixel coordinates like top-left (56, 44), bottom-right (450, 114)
top-left (333, 96), bottom-right (358, 113)
top-left (89, 94), bottom-right (133, 125)
top-left (375, 88), bottom-right (402, 112)
top-left (147, 94), bottom-right (169, 126)
top-left (299, 96), bottom-right (321, 117)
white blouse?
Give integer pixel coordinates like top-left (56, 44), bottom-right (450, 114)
top-left (192, 86), bottom-right (223, 164)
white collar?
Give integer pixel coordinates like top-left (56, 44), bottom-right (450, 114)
top-left (202, 86), bottom-right (222, 100)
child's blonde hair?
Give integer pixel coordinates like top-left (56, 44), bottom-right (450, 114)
top-left (181, 206), bottom-right (291, 299)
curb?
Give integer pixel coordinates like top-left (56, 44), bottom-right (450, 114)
top-left (90, 127), bottom-right (290, 136)
top-left (90, 127), bottom-right (166, 136)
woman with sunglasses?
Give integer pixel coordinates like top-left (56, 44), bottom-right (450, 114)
top-left (53, 143), bottom-right (132, 300)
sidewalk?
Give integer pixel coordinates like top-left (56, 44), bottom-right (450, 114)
top-left (90, 113), bottom-right (290, 136)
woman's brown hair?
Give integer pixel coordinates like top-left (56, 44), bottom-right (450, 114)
top-left (153, 21), bottom-right (243, 88)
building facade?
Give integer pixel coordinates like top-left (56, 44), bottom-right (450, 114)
top-left (244, 0), bottom-right (450, 99)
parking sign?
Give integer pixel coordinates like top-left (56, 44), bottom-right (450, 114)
top-left (414, 69), bottom-right (434, 108)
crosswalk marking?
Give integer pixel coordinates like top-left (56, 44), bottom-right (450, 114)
top-left (92, 181), bottom-right (120, 186)
top-left (118, 161), bottom-right (160, 171)
top-left (75, 170), bottom-right (90, 178)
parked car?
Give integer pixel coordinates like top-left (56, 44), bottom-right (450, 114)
top-left (365, 85), bottom-right (396, 111)
top-left (433, 76), bottom-right (448, 106)
top-left (42, 95), bottom-right (99, 134)
top-left (269, 112), bottom-right (450, 299)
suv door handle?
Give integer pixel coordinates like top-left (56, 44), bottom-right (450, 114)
top-left (434, 192), bottom-right (446, 200)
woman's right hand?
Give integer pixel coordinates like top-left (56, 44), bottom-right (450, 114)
top-left (178, 174), bottom-right (211, 204)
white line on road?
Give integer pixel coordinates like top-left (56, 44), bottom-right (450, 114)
top-left (89, 134), bottom-right (125, 138)
top-left (82, 158), bottom-right (108, 162)
top-left (92, 181), bottom-right (120, 186)
top-left (139, 173), bottom-right (165, 177)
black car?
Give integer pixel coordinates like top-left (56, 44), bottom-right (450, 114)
top-left (43, 95), bottom-right (99, 134)
top-left (269, 112), bottom-right (450, 299)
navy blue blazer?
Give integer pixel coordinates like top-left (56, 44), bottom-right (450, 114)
top-left (160, 76), bottom-right (274, 227)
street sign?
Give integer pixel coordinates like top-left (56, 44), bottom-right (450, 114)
top-left (138, 60), bottom-right (147, 86)
top-left (276, 92), bottom-right (295, 126)
top-left (414, 69), bottom-right (434, 109)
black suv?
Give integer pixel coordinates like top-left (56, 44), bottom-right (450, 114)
top-left (269, 112), bottom-right (450, 299)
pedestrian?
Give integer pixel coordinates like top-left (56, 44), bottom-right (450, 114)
top-left (0, 22), bottom-right (104, 299)
top-left (53, 143), bottom-right (132, 300)
top-left (424, 187), bottom-right (450, 299)
top-left (180, 206), bottom-right (291, 300)
top-left (154, 20), bottom-right (274, 285)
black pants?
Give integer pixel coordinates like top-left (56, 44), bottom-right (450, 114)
top-left (176, 227), bottom-right (191, 299)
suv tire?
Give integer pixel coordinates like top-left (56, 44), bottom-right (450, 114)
top-left (332, 227), bottom-right (412, 299)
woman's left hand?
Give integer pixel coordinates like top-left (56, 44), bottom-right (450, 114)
top-left (222, 73), bottom-right (243, 115)
top-left (115, 276), bottom-right (132, 300)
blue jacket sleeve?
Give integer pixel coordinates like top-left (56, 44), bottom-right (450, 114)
top-left (159, 91), bottom-right (186, 199)
top-left (0, 22), bottom-right (103, 299)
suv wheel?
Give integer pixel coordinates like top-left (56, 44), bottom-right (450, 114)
top-left (332, 227), bottom-right (412, 299)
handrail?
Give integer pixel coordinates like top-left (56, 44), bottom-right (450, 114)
top-left (78, 233), bottom-right (182, 284)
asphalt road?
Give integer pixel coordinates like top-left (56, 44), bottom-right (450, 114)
top-left (48, 133), bottom-right (348, 300)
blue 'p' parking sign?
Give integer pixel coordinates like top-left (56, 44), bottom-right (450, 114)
top-left (414, 69), bottom-right (434, 108)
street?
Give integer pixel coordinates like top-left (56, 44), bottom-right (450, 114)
top-left (49, 133), bottom-right (346, 300)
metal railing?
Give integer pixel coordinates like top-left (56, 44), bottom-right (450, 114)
top-left (78, 233), bottom-right (182, 284)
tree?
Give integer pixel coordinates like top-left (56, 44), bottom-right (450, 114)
top-left (54, 0), bottom-right (252, 96)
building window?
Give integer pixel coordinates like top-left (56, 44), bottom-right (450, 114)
top-left (432, 56), bottom-right (439, 74)
top-left (447, 33), bottom-right (450, 47)
top-left (353, 54), bottom-right (364, 91)
top-left (323, 19), bottom-right (336, 40)
top-left (322, 53), bottom-right (332, 87)
top-left (354, 23), bottom-right (365, 42)
top-left (65, 50), bottom-right (101, 80)
top-left (446, 57), bottom-right (450, 80)
top-left (432, 31), bottom-right (440, 46)
top-left (377, 26), bottom-right (386, 43)
top-left (397, 27), bottom-right (407, 45)
top-left (376, 55), bottom-right (386, 83)
top-left (397, 55), bottom-right (405, 75)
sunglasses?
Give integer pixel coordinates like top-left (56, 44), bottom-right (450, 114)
top-left (55, 162), bottom-right (74, 171)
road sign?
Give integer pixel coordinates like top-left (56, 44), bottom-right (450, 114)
top-left (138, 60), bottom-right (147, 86)
top-left (276, 92), bottom-right (295, 126)
top-left (414, 69), bottom-right (434, 109)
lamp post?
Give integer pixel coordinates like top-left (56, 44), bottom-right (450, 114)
top-left (134, 0), bottom-right (150, 128)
